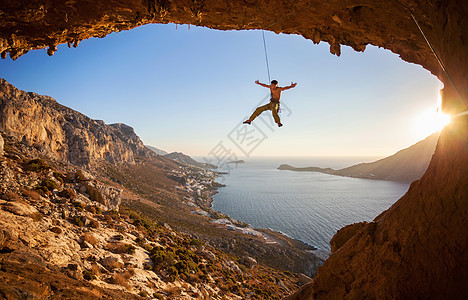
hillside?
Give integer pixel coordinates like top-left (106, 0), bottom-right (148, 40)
top-left (145, 145), bottom-right (168, 156)
top-left (0, 78), bottom-right (324, 298)
top-left (0, 79), bottom-right (153, 166)
top-left (279, 134), bottom-right (439, 182)
top-left (164, 152), bottom-right (218, 169)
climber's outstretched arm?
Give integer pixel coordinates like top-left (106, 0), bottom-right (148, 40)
top-left (255, 80), bottom-right (270, 88)
top-left (280, 82), bottom-right (297, 91)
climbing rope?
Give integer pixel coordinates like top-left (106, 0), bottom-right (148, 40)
top-left (261, 30), bottom-right (272, 83)
top-left (257, 1), bottom-right (465, 114)
top-left (391, 0), bottom-right (465, 104)
top-left (258, 6), bottom-right (303, 83)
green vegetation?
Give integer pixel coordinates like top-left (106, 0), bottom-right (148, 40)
top-left (71, 215), bottom-right (87, 227)
top-left (40, 178), bottom-right (60, 191)
top-left (72, 201), bottom-right (85, 212)
top-left (150, 245), bottom-right (200, 282)
top-left (53, 171), bottom-right (65, 185)
top-left (58, 188), bottom-right (76, 200)
top-left (25, 159), bottom-right (51, 172)
top-left (107, 242), bottom-right (136, 254)
top-left (83, 269), bottom-right (95, 281)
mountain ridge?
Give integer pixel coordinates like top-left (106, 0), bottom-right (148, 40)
top-left (145, 145), bottom-right (168, 156)
top-left (164, 152), bottom-right (218, 169)
top-left (0, 78), bottom-right (153, 166)
top-left (278, 133), bottom-right (439, 183)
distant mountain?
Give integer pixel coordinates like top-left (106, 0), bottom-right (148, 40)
top-left (278, 133), bottom-right (439, 183)
top-left (164, 152), bottom-right (218, 169)
top-left (145, 145), bottom-right (168, 156)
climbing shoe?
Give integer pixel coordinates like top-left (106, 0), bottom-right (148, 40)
top-left (278, 123), bottom-right (283, 127)
top-left (243, 120), bottom-right (251, 125)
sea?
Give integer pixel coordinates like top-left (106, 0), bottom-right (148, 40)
top-left (211, 157), bottom-right (411, 252)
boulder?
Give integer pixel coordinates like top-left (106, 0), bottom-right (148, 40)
top-left (2, 201), bottom-right (39, 216)
top-left (100, 254), bottom-right (124, 270)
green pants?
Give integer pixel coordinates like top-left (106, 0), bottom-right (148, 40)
top-left (249, 101), bottom-right (280, 123)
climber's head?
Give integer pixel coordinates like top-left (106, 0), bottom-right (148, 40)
top-left (271, 80), bottom-right (278, 86)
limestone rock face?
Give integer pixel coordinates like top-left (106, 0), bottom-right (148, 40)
top-left (288, 119), bottom-right (468, 299)
top-left (0, 133), bottom-right (3, 156)
top-left (0, 79), bottom-right (153, 166)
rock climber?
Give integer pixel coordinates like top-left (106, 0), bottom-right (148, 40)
top-left (243, 80), bottom-right (297, 127)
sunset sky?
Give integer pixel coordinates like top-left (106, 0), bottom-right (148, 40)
top-left (0, 24), bottom-right (442, 158)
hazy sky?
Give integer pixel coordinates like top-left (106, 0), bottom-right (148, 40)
top-left (0, 24), bottom-right (442, 159)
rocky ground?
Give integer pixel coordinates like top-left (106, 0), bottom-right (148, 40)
top-left (0, 133), bottom-right (310, 299)
top-left (0, 78), bottom-right (327, 298)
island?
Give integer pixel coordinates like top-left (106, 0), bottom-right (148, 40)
top-left (227, 160), bottom-right (246, 164)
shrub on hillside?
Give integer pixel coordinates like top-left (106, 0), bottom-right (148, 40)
top-left (107, 242), bottom-right (135, 254)
top-left (5, 192), bottom-right (20, 202)
top-left (30, 212), bottom-right (43, 222)
top-left (25, 159), bottom-right (51, 172)
top-left (22, 189), bottom-right (41, 201)
top-left (58, 188), bottom-right (76, 199)
top-left (71, 215), bottom-right (87, 227)
top-left (83, 269), bottom-right (95, 281)
top-left (72, 201), bottom-right (85, 212)
top-left (150, 245), bottom-right (200, 282)
top-left (40, 178), bottom-right (59, 191)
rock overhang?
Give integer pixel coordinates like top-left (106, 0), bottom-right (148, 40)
top-left (0, 0), bottom-right (466, 112)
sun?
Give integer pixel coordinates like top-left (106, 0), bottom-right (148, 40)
top-left (413, 109), bottom-right (451, 139)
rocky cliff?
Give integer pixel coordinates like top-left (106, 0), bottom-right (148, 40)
top-left (0, 78), bottom-right (153, 166)
top-left (289, 119), bottom-right (468, 299)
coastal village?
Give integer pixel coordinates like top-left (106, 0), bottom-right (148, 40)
top-left (168, 164), bottom-right (268, 240)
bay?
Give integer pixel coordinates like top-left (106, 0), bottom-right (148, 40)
top-left (212, 157), bottom-right (410, 251)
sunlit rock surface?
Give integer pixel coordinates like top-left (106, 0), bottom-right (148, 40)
top-left (0, 79), bottom-right (153, 166)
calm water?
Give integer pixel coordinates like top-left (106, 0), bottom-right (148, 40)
top-left (212, 157), bottom-right (410, 251)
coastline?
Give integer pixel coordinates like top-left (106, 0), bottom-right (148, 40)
top-left (174, 164), bottom-right (329, 253)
